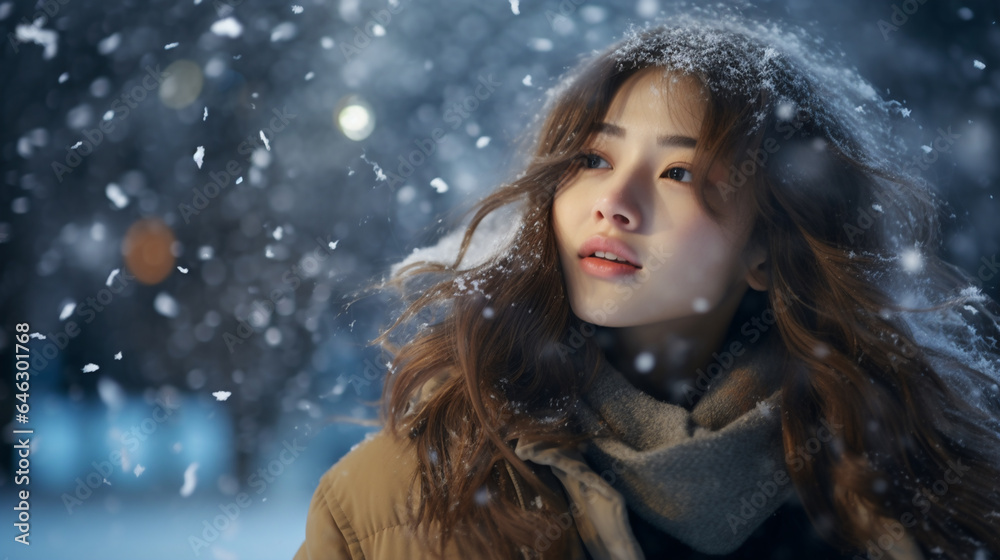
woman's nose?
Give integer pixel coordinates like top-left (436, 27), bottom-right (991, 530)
top-left (593, 171), bottom-right (645, 230)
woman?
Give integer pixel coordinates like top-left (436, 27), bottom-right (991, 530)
top-left (294, 11), bottom-right (1000, 560)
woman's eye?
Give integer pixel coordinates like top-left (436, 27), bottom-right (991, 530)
top-left (581, 153), bottom-right (610, 169)
top-left (663, 167), bottom-right (693, 183)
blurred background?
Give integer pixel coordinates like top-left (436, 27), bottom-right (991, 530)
top-left (1, 0), bottom-right (997, 558)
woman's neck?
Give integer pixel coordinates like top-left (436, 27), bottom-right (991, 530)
top-left (599, 287), bottom-right (749, 405)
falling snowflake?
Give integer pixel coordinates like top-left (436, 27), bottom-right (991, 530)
top-left (179, 463), bottom-right (199, 497)
top-left (430, 177), bottom-right (449, 193)
top-left (177, 266), bottom-right (189, 274)
top-left (97, 33), bottom-right (121, 55)
top-left (105, 183), bottom-right (129, 209)
top-left (634, 352), bottom-right (655, 373)
top-left (270, 22), bottom-right (297, 42)
top-left (82, 363), bottom-right (100, 373)
top-left (211, 17), bottom-right (243, 38)
top-left (474, 486), bottom-right (491, 505)
top-left (15, 21), bottom-right (59, 59)
top-left (528, 38), bottom-right (553, 51)
top-left (154, 292), bottom-right (180, 318)
top-left (134, 464), bottom-right (145, 477)
top-left (212, 391), bottom-right (232, 401)
top-left (360, 153), bottom-right (386, 182)
top-left (59, 301), bottom-right (76, 320)
top-left (900, 248), bottom-right (923, 273)
top-left (776, 100), bottom-right (796, 120)
top-left (114, 352), bottom-right (122, 360)
top-left (193, 145), bottom-right (205, 168)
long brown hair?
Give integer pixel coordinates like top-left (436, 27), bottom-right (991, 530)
top-left (358, 13), bottom-right (1000, 560)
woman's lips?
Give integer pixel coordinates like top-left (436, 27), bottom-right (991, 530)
top-left (578, 255), bottom-right (641, 278)
top-left (578, 236), bottom-right (642, 268)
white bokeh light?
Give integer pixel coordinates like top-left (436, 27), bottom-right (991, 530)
top-left (336, 96), bottom-right (375, 141)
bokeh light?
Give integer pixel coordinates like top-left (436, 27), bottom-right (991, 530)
top-left (335, 95), bottom-right (375, 141)
top-left (122, 218), bottom-right (176, 285)
top-left (159, 59), bottom-right (204, 110)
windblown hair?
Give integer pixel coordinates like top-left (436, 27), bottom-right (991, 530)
top-left (360, 13), bottom-right (1000, 560)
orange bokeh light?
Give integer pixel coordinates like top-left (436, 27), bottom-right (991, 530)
top-left (122, 218), bottom-right (176, 285)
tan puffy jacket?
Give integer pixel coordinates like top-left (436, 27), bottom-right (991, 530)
top-left (291, 365), bottom-right (927, 560)
top-left (291, 427), bottom-right (589, 559)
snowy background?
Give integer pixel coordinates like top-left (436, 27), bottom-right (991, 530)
top-left (1, 0), bottom-right (998, 559)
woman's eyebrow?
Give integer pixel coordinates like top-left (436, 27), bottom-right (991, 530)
top-left (595, 122), bottom-right (697, 148)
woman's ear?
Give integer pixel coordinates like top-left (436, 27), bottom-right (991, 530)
top-left (744, 244), bottom-right (770, 292)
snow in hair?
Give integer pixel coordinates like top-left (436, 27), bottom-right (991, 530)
top-left (604, 8), bottom-right (915, 176)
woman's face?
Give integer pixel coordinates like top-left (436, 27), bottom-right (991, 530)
top-left (552, 68), bottom-right (765, 332)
